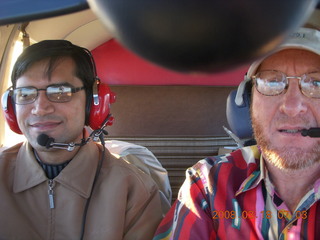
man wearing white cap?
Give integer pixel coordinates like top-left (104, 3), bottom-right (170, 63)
top-left (153, 26), bottom-right (320, 240)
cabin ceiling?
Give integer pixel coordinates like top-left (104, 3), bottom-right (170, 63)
top-left (25, 8), bottom-right (113, 50)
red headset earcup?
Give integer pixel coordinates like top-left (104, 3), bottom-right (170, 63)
top-left (1, 90), bottom-right (23, 134)
top-left (89, 83), bottom-right (116, 130)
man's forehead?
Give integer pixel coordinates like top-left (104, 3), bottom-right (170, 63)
top-left (15, 58), bottom-right (78, 87)
top-left (257, 49), bottom-right (320, 72)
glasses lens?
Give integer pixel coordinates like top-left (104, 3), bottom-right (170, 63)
top-left (13, 87), bottom-right (37, 104)
top-left (47, 85), bottom-right (73, 102)
top-left (301, 73), bottom-right (320, 98)
top-left (254, 71), bottom-right (286, 96)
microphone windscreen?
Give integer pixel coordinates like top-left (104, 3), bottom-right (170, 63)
top-left (301, 128), bottom-right (320, 138)
top-left (37, 134), bottom-right (54, 148)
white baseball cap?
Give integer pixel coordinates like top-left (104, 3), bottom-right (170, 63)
top-left (246, 27), bottom-right (320, 78)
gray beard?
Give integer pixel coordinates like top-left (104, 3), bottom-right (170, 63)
top-left (251, 115), bottom-right (320, 171)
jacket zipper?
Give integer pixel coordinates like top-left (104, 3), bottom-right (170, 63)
top-left (48, 179), bottom-right (55, 209)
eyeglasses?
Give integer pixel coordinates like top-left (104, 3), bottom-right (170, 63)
top-left (252, 70), bottom-right (320, 98)
top-left (11, 84), bottom-right (85, 105)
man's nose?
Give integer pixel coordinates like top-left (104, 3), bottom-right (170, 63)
top-left (31, 91), bottom-right (54, 116)
top-left (279, 79), bottom-right (307, 117)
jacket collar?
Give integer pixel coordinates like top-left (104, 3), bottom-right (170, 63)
top-left (13, 141), bottom-right (101, 198)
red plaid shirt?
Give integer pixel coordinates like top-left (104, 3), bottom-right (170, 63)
top-left (153, 146), bottom-right (320, 240)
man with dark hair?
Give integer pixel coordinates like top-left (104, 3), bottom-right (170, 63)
top-left (0, 40), bottom-right (163, 239)
top-left (153, 27), bottom-right (320, 239)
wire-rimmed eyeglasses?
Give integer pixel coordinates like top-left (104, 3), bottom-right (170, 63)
top-left (11, 84), bottom-right (85, 105)
top-left (252, 70), bottom-right (320, 98)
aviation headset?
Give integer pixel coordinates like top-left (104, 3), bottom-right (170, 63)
top-left (1, 40), bottom-right (116, 134)
top-left (226, 76), bottom-right (253, 140)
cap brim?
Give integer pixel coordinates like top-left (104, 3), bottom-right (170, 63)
top-left (247, 28), bottom-right (320, 77)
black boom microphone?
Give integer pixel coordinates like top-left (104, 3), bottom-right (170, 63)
top-left (37, 134), bottom-right (54, 148)
top-left (37, 134), bottom-right (86, 151)
top-left (301, 128), bottom-right (320, 138)
top-left (36, 120), bottom-right (108, 152)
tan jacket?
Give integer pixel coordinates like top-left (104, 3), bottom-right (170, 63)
top-left (0, 141), bottom-right (163, 240)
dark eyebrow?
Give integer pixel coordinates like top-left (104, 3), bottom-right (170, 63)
top-left (47, 83), bottom-right (74, 88)
top-left (14, 83), bottom-right (76, 90)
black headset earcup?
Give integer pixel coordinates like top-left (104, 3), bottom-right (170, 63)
top-left (1, 90), bottom-right (22, 134)
top-left (226, 85), bottom-right (253, 139)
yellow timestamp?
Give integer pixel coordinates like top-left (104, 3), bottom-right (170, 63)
top-left (212, 210), bottom-right (307, 220)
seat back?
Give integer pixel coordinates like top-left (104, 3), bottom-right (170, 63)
top-left (105, 139), bottom-right (172, 214)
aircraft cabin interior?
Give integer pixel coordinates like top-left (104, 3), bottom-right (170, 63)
top-left (0, 1), bottom-right (319, 202)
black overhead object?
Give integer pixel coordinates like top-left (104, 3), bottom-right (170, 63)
top-left (88, 0), bottom-right (318, 73)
